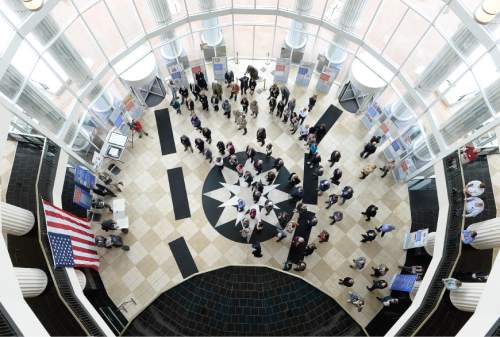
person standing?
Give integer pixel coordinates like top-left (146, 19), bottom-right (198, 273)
top-left (237, 114), bottom-right (247, 135)
top-left (194, 138), bottom-right (205, 153)
top-left (265, 143), bottom-right (273, 157)
top-left (360, 141), bottom-right (377, 159)
top-left (222, 99), bottom-right (231, 119)
top-left (229, 154), bottom-right (239, 167)
top-left (204, 148), bottom-right (213, 163)
top-left (280, 85), bottom-right (290, 104)
top-left (256, 127), bottom-right (267, 146)
top-left (243, 171), bottom-right (253, 186)
top-left (274, 157), bottom-right (284, 171)
top-left (269, 96), bottom-right (277, 114)
top-left (216, 141), bottom-right (225, 155)
top-left (250, 100), bottom-right (259, 118)
top-left (318, 179), bottom-right (330, 195)
top-left (246, 145), bottom-right (256, 163)
top-left (249, 78), bottom-right (257, 95)
top-left (360, 164), bottom-right (377, 179)
top-left (361, 229), bottom-right (378, 243)
top-left (226, 141), bottom-right (236, 155)
top-left (239, 74), bottom-right (249, 95)
top-left (362, 205), bottom-right (378, 221)
top-left (298, 124), bottom-right (309, 142)
top-left (325, 193), bottom-right (338, 209)
top-left (380, 160), bottom-right (396, 178)
top-left (291, 186), bottom-right (304, 201)
top-left (202, 127), bottom-right (212, 144)
top-left (264, 199), bottom-right (274, 215)
top-left (170, 98), bottom-right (182, 114)
top-left (318, 229), bottom-right (330, 243)
top-left (230, 82), bottom-right (240, 101)
top-left (190, 82), bottom-right (201, 101)
top-left (288, 173), bottom-right (301, 187)
top-left (225, 69), bottom-right (234, 87)
top-left (287, 98), bottom-right (296, 115)
top-left (367, 279), bottom-right (388, 292)
top-left (347, 292), bottom-right (365, 312)
top-left (276, 99), bottom-right (286, 118)
top-left (212, 81), bottom-right (223, 100)
top-left (328, 150), bottom-right (341, 167)
top-left (350, 257), bottom-right (366, 270)
top-left (371, 264), bottom-right (389, 277)
top-left (241, 96), bottom-right (249, 113)
top-left (179, 86), bottom-right (189, 105)
top-left (316, 123), bottom-right (327, 142)
top-left (308, 94), bottom-right (317, 111)
top-left (180, 135), bottom-right (193, 152)
top-left (266, 170), bottom-right (276, 185)
top-left (376, 224), bottom-right (396, 237)
top-left (254, 159), bottom-right (264, 175)
top-left (377, 296), bottom-right (399, 307)
top-left (370, 135), bottom-right (382, 144)
top-left (188, 99), bottom-right (195, 113)
top-left (195, 71), bottom-right (208, 90)
top-left (294, 261), bottom-right (307, 272)
top-left (338, 277), bottom-right (354, 287)
top-left (199, 93), bottom-right (209, 111)
top-left (167, 79), bottom-right (178, 99)
top-left (191, 114), bottom-right (202, 132)
top-left (330, 168), bottom-right (343, 185)
top-left (339, 185), bottom-right (353, 204)
top-left (210, 94), bottom-right (219, 111)
top-left (329, 211), bottom-right (343, 225)
top-left (298, 107), bottom-right (308, 125)
top-left (303, 243), bottom-right (317, 256)
top-left (129, 119), bottom-right (148, 138)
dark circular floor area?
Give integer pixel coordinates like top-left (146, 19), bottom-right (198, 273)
top-left (202, 151), bottom-right (297, 244)
top-left (122, 266), bottom-right (366, 336)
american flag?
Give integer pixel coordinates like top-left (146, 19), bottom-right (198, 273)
top-left (42, 200), bottom-right (100, 270)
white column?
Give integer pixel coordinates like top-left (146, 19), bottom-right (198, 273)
top-left (468, 216), bottom-right (500, 250)
top-left (198, 0), bottom-right (223, 47)
top-left (424, 231), bottom-right (435, 256)
top-left (147, 0), bottom-right (183, 60)
top-left (285, 0), bottom-right (313, 50)
top-left (14, 268), bottom-right (48, 298)
top-left (0, 202), bottom-right (35, 236)
top-left (326, 0), bottom-right (367, 65)
top-left (450, 282), bottom-right (485, 312)
top-left (74, 269), bottom-right (87, 290)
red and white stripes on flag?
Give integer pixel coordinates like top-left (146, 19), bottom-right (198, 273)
top-left (42, 200), bottom-right (100, 270)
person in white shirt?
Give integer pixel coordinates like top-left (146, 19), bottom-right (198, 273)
top-left (464, 180), bottom-right (485, 197)
top-left (298, 124), bottom-right (309, 141)
top-left (465, 197), bottom-right (484, 218)
top-left (298, 108), bottom-right (308, 124)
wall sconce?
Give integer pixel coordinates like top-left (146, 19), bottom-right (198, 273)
top-left (23, 0), bottom-right (44, 11)
top-left (474, 0), bottom-right (500, 24)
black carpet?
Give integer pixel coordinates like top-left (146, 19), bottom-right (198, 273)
top-left (287, 210), bottom-right (316, 264)
top-left (314, 104), bottom-right (343, 144)
top-left (123, 266), bottom-right (366, 336)
top-left (302, 154), bottom-right (318, 205)
top-left (169, 237), bottom-right (199, 278)
top-left (167, 167), bottom-right (191, 220)
top-left (155, 108), bottom-right (177, 155)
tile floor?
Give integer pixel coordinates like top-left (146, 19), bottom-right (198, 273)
top-left (95, 60), bottom-right (411, 328)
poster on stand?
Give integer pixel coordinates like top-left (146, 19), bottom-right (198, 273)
top-left (402, 228), bottom-right (429, 250)
top-left (315, 67), bottom-right (333, 94)
top-left (190, 60), bottom-right (207, 81)
top-left (295, 62), bottom-right (314, 87)
top-left (273, 58), bottom-right (290, 84)
top-left (212, 56), bottom-right (227, 81)
top-left (167, 62), bottom-right (188, 88)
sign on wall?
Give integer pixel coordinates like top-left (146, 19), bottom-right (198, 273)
top-left (273, 58), bottom-right (290, 84)
top-left (295, 62), bottom-right (314, 87)
top-left (212, 56), bottom-right (227, 81)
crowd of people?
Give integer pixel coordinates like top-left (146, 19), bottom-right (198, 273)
top-left (166, 65), bottom-right (408, 313)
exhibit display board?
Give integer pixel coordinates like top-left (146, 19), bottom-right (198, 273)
top-left (190, 59), bottom-right (207, 81)
top-left (273, 58), bottom-right (290, 84)
top-left (295, 62), bottom-right (314, 87)
top-left (212, 56), bottom-right (227, 81)
top-left (167, 61), bottom-right (188, 88)
top-left (315, 63), bottom-right (339, 94)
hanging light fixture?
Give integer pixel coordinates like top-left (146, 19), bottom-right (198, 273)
top-left (23, 0), bottom-right (44, 11)
top-left (474, 0), bottom-right (500, 24)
